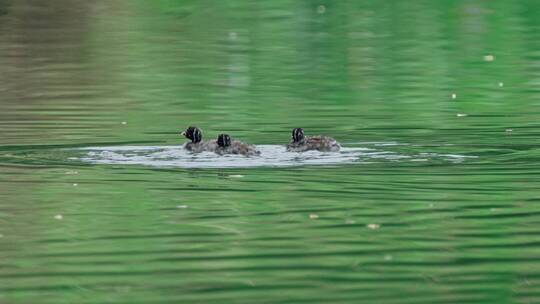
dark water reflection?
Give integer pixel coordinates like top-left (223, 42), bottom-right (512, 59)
top-left (1, 1), bottom-right (540, 303)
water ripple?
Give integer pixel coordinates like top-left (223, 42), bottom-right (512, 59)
top-left (73, 145), bottom-right (476, 168)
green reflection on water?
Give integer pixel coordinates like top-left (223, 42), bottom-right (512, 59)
top-left (1, 1), bottom-right (540, 303)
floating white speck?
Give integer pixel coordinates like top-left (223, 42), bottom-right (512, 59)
top-left (317, 5), bottom-right (326, 14)
top-left (65, 171), bottom-right (78, 175)
top-left (228, 175), bottom-right (244, 178)
top-left (176, 205), bottom-right (188, 209)
top-left (367, 223), bottom-right (380, 229)
top-left (121, 122), bottom-right (127, 125)
top-left (499, 82), bottom-right (504, 87)
top-left (309, 214), bottom-right (319, 219)
top-left (72, 183), bottom-right (78, 187)
top-left (456, 113), bottom-right (467, 117)
top-left (484, 54), bottom-right (495, 62)
top-left (345, 219), bottom-right (356, 224)
top-left (506, 129), bottom-right (513, 132)
top-left (451, 93), bottom-right (457, 99)
top-left (384, 254), bottom-right (393, 261)
top-left (54, 214), bottom-right (63, 220)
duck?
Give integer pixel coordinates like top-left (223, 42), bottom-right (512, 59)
top-left (286, 128), bottom-right (340, 152)
top-left (216, 134), bottom-right (260, 156)
top-left (180, 126), bottom-right (218, 153)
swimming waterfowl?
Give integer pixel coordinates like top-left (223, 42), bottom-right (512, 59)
top-left (286, 128), bottom-right (340, 152)
top-left (216, 134), bottom-right (260, 156)
top-left (181, 126), bottom-right (218, 153)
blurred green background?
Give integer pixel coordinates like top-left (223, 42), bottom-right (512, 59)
top-left (1, 1), bottom-right (540, 303)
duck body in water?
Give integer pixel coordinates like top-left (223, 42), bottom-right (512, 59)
top-left (286, 128), bottom-right (340, 152)
top-left (216, 134), bottom-right (260, 156)
top-left (181, 126), bottom-right (218, 153)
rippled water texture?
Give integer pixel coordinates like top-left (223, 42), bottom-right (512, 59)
top-left (2, 1), bottom-right (540, 303)
top-left (72, 144), bottom-right (474, 168)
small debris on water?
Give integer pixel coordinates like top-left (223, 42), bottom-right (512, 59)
top-left (367, 223), bottom-right (380, 230)
top-left (456, 113), bottom-right (468, 117)
top-left (72, 183), bottom-right (78, 187)
top-left (121, 121), bottom-right (127, 125)
top-left (228, 175), bottom-right (244, 178)
top-left (317, 5), bottom-right (326, 14)
top-left (451, 93), bottom-right (457, 99)
top-left (309, 214), bottom-right (319, 219)
top-left (176, 205), bottom-right (189, 209)
top-left (499, 82), bottom-right (504, 87)
top-left (54, 214), bottom-right (63, 220)
top-left (484, 54), bottom-right (495, 62)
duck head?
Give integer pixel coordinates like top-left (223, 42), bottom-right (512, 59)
top-left (181, 126), bottom-right (203, 143)
top-left (217, 134), bottom-right (231, 147)
top-left (292, 128), bottom-right (305, 143)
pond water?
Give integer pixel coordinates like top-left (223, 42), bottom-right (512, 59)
top-left (1, 1), bottom-right (540, 303)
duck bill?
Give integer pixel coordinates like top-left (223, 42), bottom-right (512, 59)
top-left (180, 131), bottom-right (186, 136)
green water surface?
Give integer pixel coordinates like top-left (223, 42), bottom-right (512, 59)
top-left (1, 1), bottom-right (540, 303)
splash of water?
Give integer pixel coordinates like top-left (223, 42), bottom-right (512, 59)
top-left (73, 144), bottom-right (476, 168)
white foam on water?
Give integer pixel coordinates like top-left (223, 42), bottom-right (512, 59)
top-left (76, 145), bottom-right (369, 168)
top-left (74, 145), bottom-right (476, 168)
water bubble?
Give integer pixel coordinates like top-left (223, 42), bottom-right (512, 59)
top-left (309, 214), bottom-right (319, 219)
top-left (317, 5), bottom-right (326, 14)
top-left (54, 214), bottom-right (63, 220)
top-left (121, 121), bottom-right (127, 125)
top-left (176, 205), bottom-right (189, 209)
top-left (456, 113), bottom-right (467, 117)
top-left (228, 175), bottom-right (244, 178)
top-left (72, 183), bottom-right (78, 187)
top-left (451, 93), bottom-right (457, 99)
top-left (499, 82), bottom-right (504, 87)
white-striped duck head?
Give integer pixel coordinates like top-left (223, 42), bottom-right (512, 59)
top-left (181, 126), bottom-right (203, 143)
top-left (217, 134), bottom-right (231, 147)
top-left (292, 128), bottom-right (305, 143)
